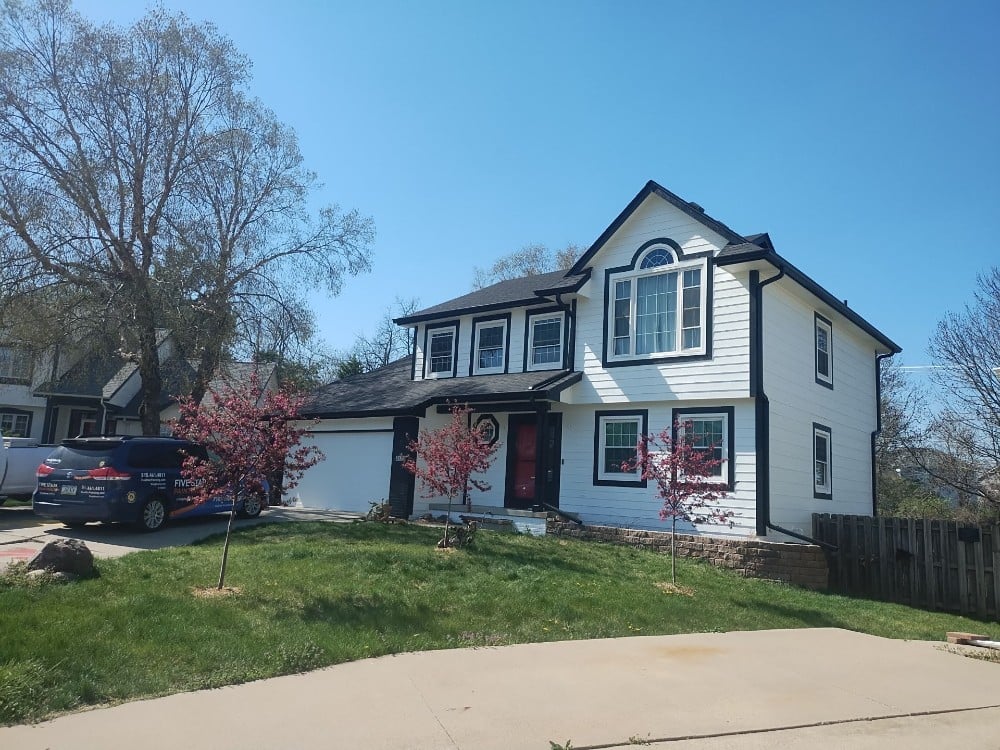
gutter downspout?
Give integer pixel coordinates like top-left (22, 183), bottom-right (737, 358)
top-left (871, 352), bottom-right (895, 516)
top-left (752, 265), bottom-right (838, 551)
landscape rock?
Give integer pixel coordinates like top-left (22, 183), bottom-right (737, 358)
top-left (27, 538), bottom-right (95, 577)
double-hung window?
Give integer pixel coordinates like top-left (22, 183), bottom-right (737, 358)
top-left (594, 410), bottom-right (647, 486)
top-left (815, 314), bottom-right (833, 388)
top-left (813, 423), bottom-right (832, 499)
top-left (473, 319), bottom-right (507, 375)
top-left (607, 246), bottom-right (707, 362)
top-left (673, 407), bottom-right (734, 488)
top-left (0, 411), bottom-right (30, 437)
top-left (526, 312), bottom-right (564, 371)
top-left (425, 324), bottom-right (457, 378)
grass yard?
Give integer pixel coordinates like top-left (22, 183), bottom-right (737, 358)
top-left (0, 520), bottom-right (994, 725)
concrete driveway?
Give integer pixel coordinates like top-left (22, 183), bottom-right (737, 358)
top-left (0, 504), bottom-right (359, 568)
top-left (0, 629), bottom-right (997, 749)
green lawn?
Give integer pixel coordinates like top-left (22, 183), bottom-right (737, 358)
top-left (0, 520), bottom-right (993, 725)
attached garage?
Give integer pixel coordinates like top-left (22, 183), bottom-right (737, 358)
top-left (292, 421), bottom-right (395, 513)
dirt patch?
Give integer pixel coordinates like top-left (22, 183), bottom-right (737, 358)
top-left (191, 585), bottom-right (242, 598)
top-left (656, 645), bottom-right (724, 661)
top-left (655, 581), bottom-right (694, 596)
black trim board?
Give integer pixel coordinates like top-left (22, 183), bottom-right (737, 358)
top-left (592, 409), bottom-right (648, 488)
top-left (410, 328), bottom-right (417, 381)
top-left (812, 422), bottom-right (833, 500)
top-left (523, 307), bottom-right (567, 374)
top-left (422, 320), bottom-right (460, 379)
top-left (569, 181), bottom-right (745, 276)
top-left (671, 406), bottom-right (736, 491)
top-left (308, 429), bottom-right (395, 434)
top-left (814, 312), bottom-right (834, 390)
top-left (716, 248), bottom-right (900, 354)
top-left (468, 313), bottom-right (512, 376)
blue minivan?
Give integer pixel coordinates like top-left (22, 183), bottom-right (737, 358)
top-left (32, 436), bottom-right (264, 531)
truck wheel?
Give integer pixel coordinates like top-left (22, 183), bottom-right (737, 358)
top-left (137, 497), bottom-right (167, 532)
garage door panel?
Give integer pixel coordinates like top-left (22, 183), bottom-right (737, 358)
top-left (294, 432), bottom-right (392, 513)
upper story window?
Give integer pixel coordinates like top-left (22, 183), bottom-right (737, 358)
top-left (424, 323), bottom-right (457, 379)
top-left (473, 319), bottom-right (507, 375)
top-left (526, 310), bottom-right (565, 371)
top-left (0, 345), bottom-right (33, 383)
top-left (606, 244), bottom-right (708, 363)
top-left (814, 313), bottom-right (833, 388)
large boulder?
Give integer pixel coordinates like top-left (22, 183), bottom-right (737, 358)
top-left (27, 539), bottom-right (95, 577)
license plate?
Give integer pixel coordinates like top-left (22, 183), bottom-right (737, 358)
top-left (59, 484), bottom-right (78, 496)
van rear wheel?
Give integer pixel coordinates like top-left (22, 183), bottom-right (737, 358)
top-left (137, 497), bottom-right (167, 532)
top-left (238, 493), bottom-right (263, 519)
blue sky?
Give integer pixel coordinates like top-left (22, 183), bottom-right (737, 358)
top-left (75, 0), bottom-right (1000, 368)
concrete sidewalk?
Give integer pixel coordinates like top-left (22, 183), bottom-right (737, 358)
top-left (2, 629), bottom-right (998, 749)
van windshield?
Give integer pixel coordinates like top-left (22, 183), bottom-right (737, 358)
top-left (44, 445), bottom-right (116, 470)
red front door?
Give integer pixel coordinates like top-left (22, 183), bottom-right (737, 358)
top-left (511, 421), bottom-right (536, 502)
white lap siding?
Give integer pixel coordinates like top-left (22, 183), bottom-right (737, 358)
top-left (555, 401), bottom-right (757, 538)
top-left (763, 281), bottom-right (878, 537)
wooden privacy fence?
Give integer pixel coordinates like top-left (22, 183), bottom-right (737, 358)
top-left (813, 513), bottom-right (999, 620)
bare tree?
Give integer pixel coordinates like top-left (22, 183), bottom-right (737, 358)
top-left (349, 297), bottom-right (417, 372)
top-left (471, 243), bottom-right (580, 289)
top-left (912, 268), bottom-right (1000, 506)
top-left (0, 1), bottom-right (373, 433)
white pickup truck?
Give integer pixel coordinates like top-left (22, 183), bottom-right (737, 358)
top-left (0, 437), bottom-right (56, 501)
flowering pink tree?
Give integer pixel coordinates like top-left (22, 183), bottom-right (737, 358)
top-left (173, 371), bottom-right (323, 588)
top-left (403, 403), bottom-right (500, 548)
top-left (628, 421), bottom-right (732, 584)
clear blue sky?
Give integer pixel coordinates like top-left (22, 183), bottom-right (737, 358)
top-left (75, 0), bottom-right (1000, 369)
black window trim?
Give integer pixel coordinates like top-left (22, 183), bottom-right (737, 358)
top-left (468, 313), bottom-right (512, 376)
top-left (0, 407), bottom-right (33, 438)
top-left (671, 405), bottom-right (736, 491)
top-left (592, 409), bottom-right (648, 487)
top-left (814, 312), bottom-right (833, 390)
top-left (423, 320), bottom-right (460, 379)
top-left (601, 239), bottom-right (715, 368)
top-left (523, 306), bottom-right (569, 373)
top-left (813, 422), bottom-right (833, 500)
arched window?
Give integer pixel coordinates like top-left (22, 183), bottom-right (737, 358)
top-left (639, 247), bottom-right (674, 269)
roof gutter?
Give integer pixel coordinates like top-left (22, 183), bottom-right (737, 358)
top-left (751, 265), bottom-right (838, 551)
top-left (870, 352), bottom-right (895, 517)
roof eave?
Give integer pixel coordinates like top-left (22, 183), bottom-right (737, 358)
top-left (719, 249), bottom-right (901, 354)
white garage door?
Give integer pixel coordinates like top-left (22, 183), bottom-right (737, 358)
top-left (293, 431), bottom-right (393, 513)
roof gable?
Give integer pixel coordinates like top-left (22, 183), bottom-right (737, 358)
top-left (567, 180), bottom-right (745, 276)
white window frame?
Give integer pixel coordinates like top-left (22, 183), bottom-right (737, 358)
top-left (815, 314), bottom-right (833, 387)
top-left (0, 346), bottom-right (32, 382)
top-left (425, 326), bottom-right (457, 379)
top-left (606, 247), bottom-right (708, 362)
top-left (526, 311), bottom-right (565, 372)
top-left (675, 411), bottom-right (729, 483)
top-left (595, 412), bottom-right (644, 484)
top-left (0, 412), bottom-right (30, 437)
top-left (813, 424), bottom-right (832, 499)
top-left (473, 320), bottom-right (507, 375)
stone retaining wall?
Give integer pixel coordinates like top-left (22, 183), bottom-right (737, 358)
top-left (546, 519), bottom-right (829, 590)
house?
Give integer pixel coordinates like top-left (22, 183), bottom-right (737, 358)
top-left (0, 330), bottom-right (276, 441)
top-left (295, 181), bottom-right (900, 541)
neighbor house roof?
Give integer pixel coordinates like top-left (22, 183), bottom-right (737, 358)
top-left (395, 269), bottom-right (590, 325)
top-left (302, 358), bottom-right (581, 418)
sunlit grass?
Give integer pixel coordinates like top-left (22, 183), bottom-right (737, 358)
top-left (0, 520), bottom-right (992, 724)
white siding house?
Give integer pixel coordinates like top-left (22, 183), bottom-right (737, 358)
top-left (297, 181), bottom-right (900, 543)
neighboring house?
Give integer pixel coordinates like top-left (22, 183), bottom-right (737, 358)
top-left (296, 181), bottom-right (900, 541)
top-left (0, 331), bottom-right (276, 441)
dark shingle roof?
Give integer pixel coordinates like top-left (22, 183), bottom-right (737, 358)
top-left (395, 270), bottom-right (589, 325)
top-left (302, 358), bottom-right (581, 418)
